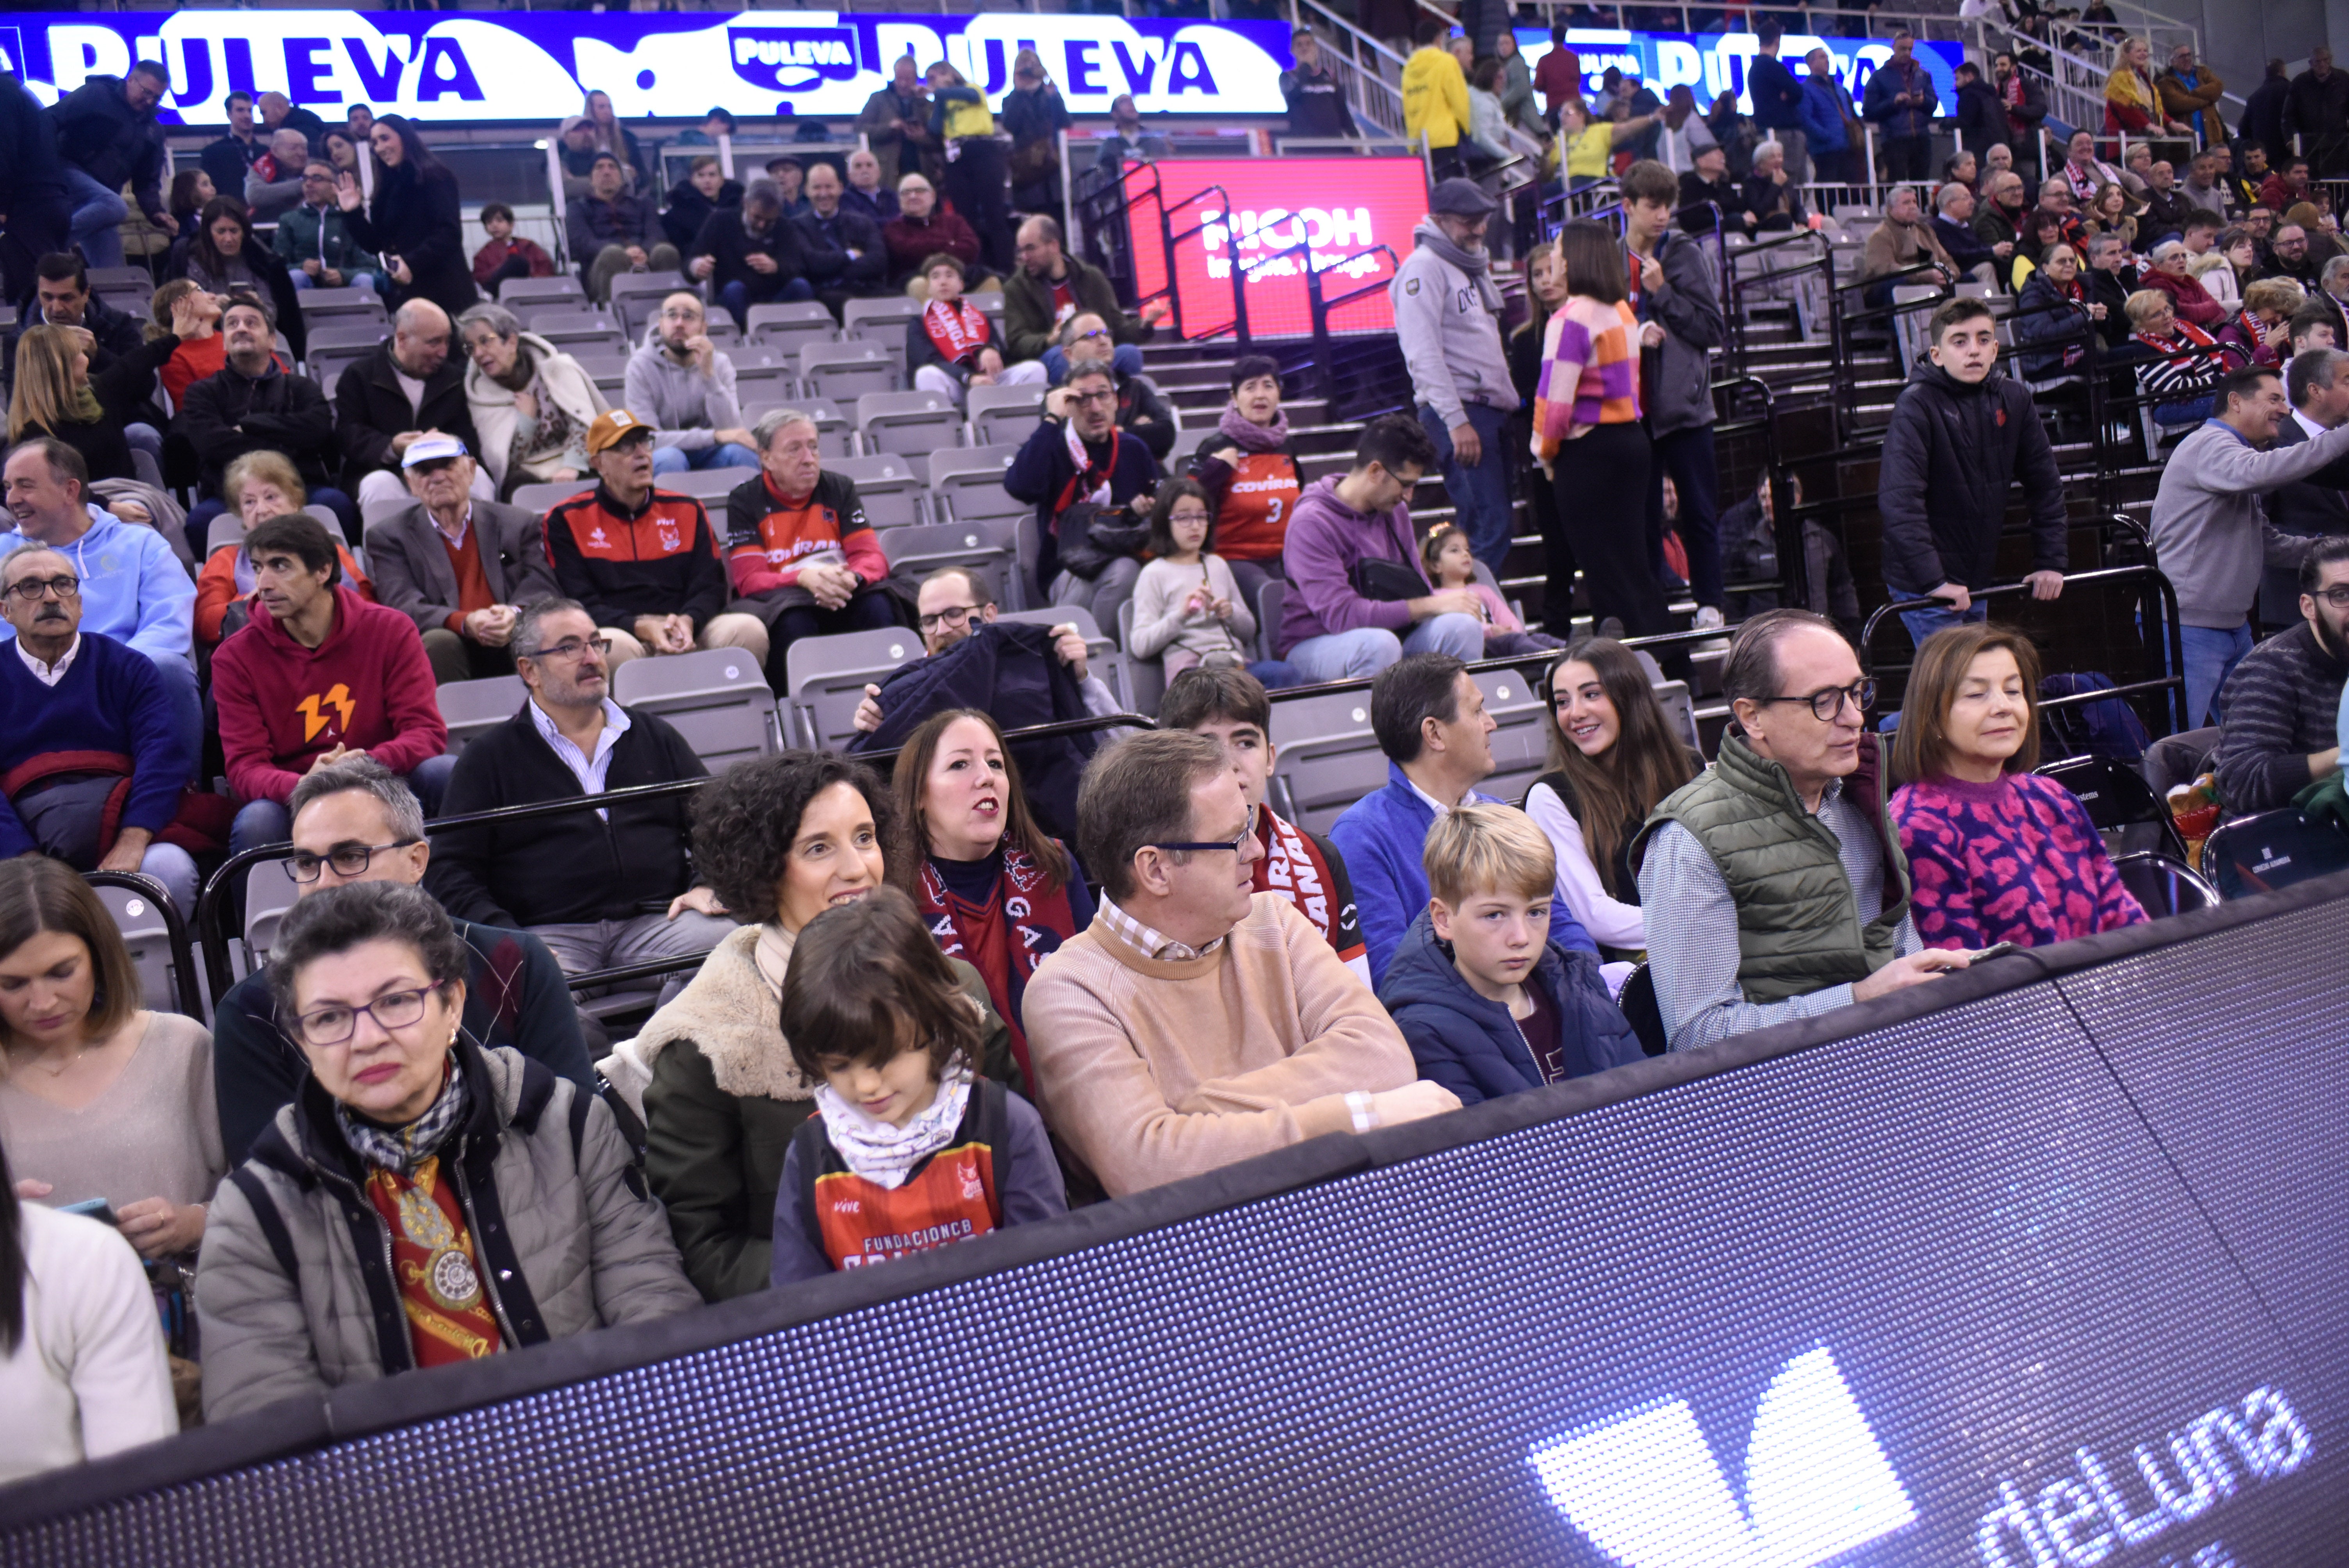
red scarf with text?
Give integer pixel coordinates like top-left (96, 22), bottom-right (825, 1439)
top-left (1252, 809), bottom-right (1365, 971)
top-left (917, 846), bottom-right (1082, 1095)
top-left (923, 298), bottom-right (993, 365)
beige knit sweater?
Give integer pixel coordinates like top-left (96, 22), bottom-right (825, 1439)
top-left (1022, 894), bottom-right (1414, 1198)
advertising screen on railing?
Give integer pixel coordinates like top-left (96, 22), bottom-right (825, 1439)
top-left (0, 11), bottom-right (1291, 122)
top-left (1125, 157), bottom-right (1428, 342)
top-left (1519, 27), bottom-right (1964, 117)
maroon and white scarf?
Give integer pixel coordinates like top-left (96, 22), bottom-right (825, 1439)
top-left (922, 298), bottom-right (993, 365)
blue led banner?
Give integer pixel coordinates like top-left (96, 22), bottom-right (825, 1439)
top-left (1519, 28), bottom-right (1964, 117)
top-left (0, 11), bottom-right (1293, 123)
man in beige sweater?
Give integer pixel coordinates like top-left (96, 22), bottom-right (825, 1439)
top-left (1023, 731), bottom-right (1458, 1197)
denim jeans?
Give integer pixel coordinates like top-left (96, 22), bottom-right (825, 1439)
top-left (1897, 600), bottom-right (1988, 650)
top-left (651, 442), bottom-right (761, 475)
top-left (1417, 402), bottom-right (1514, 573)
top-left (1043, 342), bottom-right (1145, 383)
top-left (2176, 621), bottom-right (2254, 729)
top-left (62, 167), bottom-right (129, 270)
top-left (1285, 613), bottom-right (1484, 682)
top-left (718, 277), bottom-right (815, 324)
top-left (289, 270), bottom-right (380, 295)
top-left (231, 754), bottom-right (458, 856)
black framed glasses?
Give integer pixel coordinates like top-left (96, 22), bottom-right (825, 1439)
top-left (1151, 804), bottom-right (1259, 855)
top-left (528, 636), bottom-right (613, 663)
top-left (5, 574), bottom-right (79, 602)
top-left (2316, 586), bottom-right (2349, 610)
top-left (1758, 679), bottom-right (1877, 722)
top-left (287, 839), bottom-right (422, 882)
top-left (293, 985), bottom-right (438, 1048)
top-left (918, 603), bottom-right (983, 633)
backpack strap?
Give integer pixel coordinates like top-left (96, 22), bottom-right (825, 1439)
top-left (979, 1078), bottom-right (1009, 1229)
top-left (226, 1167), bottom-right (299, 1282)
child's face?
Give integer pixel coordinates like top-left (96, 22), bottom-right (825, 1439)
top-left (1167, 498), bottom-right (1211, 556)
top-left (1434, 532), bottom-right (1474, 584)
top-left (1432, 889), bottom-right (1552, 994)
top-left (1190, 717), bottom-right (1274, 809)
top-left (821, 1043), bottom-right (941, 1130)
top-left (484, 214), bottom-right (512, 240)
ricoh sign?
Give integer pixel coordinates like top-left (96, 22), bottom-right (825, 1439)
top-left (0, 11), bottom-right (1292, 122)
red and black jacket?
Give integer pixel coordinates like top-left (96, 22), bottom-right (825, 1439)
top-left (542, 483), bottom-right (731, 632)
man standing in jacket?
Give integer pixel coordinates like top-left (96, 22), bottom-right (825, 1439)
top-left (544, 410), bottom-right (768, 670)
top-left (1004, 217), bottom-right (1164, 376)
top-left (211, 512), bottom-right (452, 854)
top-left (1864, 30), bottom-right (1940, 182)
top-left (625, 292), bottom-right (761, 476)
top-left (200, 92), bottom-right (264, 205)
top-left (1636, 610), bottom-right (1961, 1051)
top-left (2285, 48), bottom-right (2349, 176)
top-left (2214, 537), bottom-right (2349, 815)
top-left (1331, 653), bottom-right (1597, 986)
top-left (1402, 19), bottom-right (1472, 179)
top-left (1276, 415), bottom-right (1483, 681)
top-left (1391, 178), bottom-right (1516, 573)
top-left (1800, 48), bottom-right (1859, 183)
top-left (2152, 364), bottom-right (2349, 726)
top-left (428, 597), bottom-right (734, 994)
top-left (0, 438), bottom-right (200, 768)
top-left (1622, 161), bottom-right (1727, 635)
top-left (2155, 45), bottom-right (2227, 151)
top-left (367, 436), bottom-right (561, 683)
top-left (1746, 24), bottom-right (1809, 185)
top-left (1878, 300), bottom-right (2066, 648)
top-left (334, 299), bottom-right (481, 510)
top-left (1281, 29), bottom-right (1359, 143)
top-left (569, 154), bottom-right (680, 306)
top-left (45, 62), bottom-right (175, 270)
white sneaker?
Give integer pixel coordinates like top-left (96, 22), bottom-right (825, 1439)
top-left (1692, 605), bottom-right (1725, 631)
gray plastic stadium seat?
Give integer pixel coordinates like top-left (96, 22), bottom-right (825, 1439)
top-left (436, 675), bottom-right (527, 758)
top-left (841, 296), bottom-right (924, 371)
top-left (743, 399), bottom-right (855, 458)
top-left (511, 478), bottom-right (595, 515)
top-left (1650, 678), bottom-right (1702, 755)
top-left (610, 648), bottom-right (778, 773)
top-left (1116, 600), bottom-right (1165, 718)
top-left (998, 605), bottom-right (1130, 713)
top-left (92, 880), bottom-right (189, 1016)
top-left (1475, 668), bottom-right (1551, 806)
top-left (1165, 425), bottom-right (1212, 466)
top-left (86, 265), bottom-right (152, 292)
top-left (857, 388), bottom-right (964, 457)
top-left (608, 271), bottom-right (688, 337)
top-left (241, 858), bottom-right (303, 980)
top-left (966, 383), bottom-right (1045, 447)
top-left (828, 453), bottom-right (926, 529)
top-left (663, 467), bottom-right (754, 502)
top-left (296, 286), bottom-right (387, 324)
top-left (1269, 690), bottom-right (1384, 836)
top-left (784, 625), bottom-right (922, 750)
top-left (523, 306), bottom-right (626, 354)
top-left (1253, 579), bottom-right (1285, 662)
top-left (497, 276), bottom-right (586, 311)
top-left (875, 520), bottom-right (1017, 602)
top-left (305, 320), bottom-right (390, 391)
top-left (729, 346), bottom-right (796, 409)
top-left (747, 301), bottom-right (839, 363)
top-left (930, 445), bottom-right (1025, 525)
top-left (574, 350), bottom-right (631, 398)
top-left (704, 304), bottom-right (741, 345)
top-left (801, 341), bottom-right (901, 403)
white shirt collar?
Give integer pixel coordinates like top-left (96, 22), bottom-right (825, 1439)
top-left (14, 634), bottom-right (80, 687)
top-left (2296, 409), bottom-right (2331, 444)
top-left (430, 503), bottom-right (472, 547)
top-left (528, 696), bottom-right (631, 808)
top-left (1404, 772), bottom-right (1469, 819)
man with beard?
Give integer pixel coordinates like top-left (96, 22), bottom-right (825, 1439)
top-left (1057, 310), bottom-right (1176, 461)
top-left (1390, 178), bottom-right (1516, 573)
top-left (2213, 533), bottom-right (2349, 815)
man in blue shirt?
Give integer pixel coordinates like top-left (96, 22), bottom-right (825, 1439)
top-left (1331, 652), bottom-right (1595, 985)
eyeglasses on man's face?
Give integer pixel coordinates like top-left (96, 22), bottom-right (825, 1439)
top-left (1757, 679), bottom-right (1877, 723)
top-left (4, 575), bottom-right (79, 602)
top-left (287, 839), bottom-right (422, 882)
top-left (1151, 802), bottom-right (1260, 856)
top-left (918, 603), bottom-right (984, 633)
top-left (528, 636), bottom-right (612, 663)
top-left (2313, 585), bottom-right (2349, 611)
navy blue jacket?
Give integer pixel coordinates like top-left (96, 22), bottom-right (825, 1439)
top-left (1747, 53), bottom-right (1807, 132)
top-left (1378, 908), bottom-right (1641, 1105)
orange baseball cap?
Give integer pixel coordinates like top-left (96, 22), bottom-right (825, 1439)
top-left (586, 409), bottom-right (653, 455)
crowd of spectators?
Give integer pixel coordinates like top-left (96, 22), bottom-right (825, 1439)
top-left (13, 30), bottom-right (2349, 1491)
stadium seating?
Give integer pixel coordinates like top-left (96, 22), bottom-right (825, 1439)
top-left (842, 296), bottom-right (924, 372)
top-left (783, 624), bottom-right (923, 749)
top-left (800, 341), bottom-right (901, 402)
top-left (237, 858), bottom-right (303, 981)
top-left (873, 519), bottom-right (1020, 602)
top-left (498, 276), bottom-right (588, 312)
top-left (1474, 668), bottom-right (1550, 806)
top-left (856, 389), bottom-right (963, 457)
top-left (295, 287), bottom-right (387, 326)
top-left (929, 445), bottom-right (1025, 526)
top-left (305, 322), bottom-right (393, 392)
top-left (747, 301), bottom-right (840, 362)
top-left (610, 647), bottom-right (779, 772)
top-left (828, 453), bottom-right (925, 529)
top-left (731, 346), bottom-right (798, 408)
top-left (1267, 689), bottom-right (1384, 835)
top-left (510, 478), bottom-right (595, 514)
top-left (524, 306), bottom-right (626, 354)
top-left (609, 271), bottom-right (689, 337)
top-left (2198, 810), bottom-right (2349, 901)
top-left (436, 675), bottom-right (528, 757)
top-left (574, 349), bottom-right (631, 398)
top-left (90, 878), bottom-right (190, 1016)
top-left (966, 383), bottom-right (1045, 447)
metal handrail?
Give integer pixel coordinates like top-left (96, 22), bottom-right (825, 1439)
top-left (86, 870), bottom-right (205, 1021)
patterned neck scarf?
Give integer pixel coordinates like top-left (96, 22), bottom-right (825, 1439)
top-left (1217, 403), bottom-right (1290, 453)
top-left (337, 1053), bottom-right (468, 1174)
top-left (812, 1062), bottom-right (974, 1190)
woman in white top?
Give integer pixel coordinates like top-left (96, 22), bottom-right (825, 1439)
top-left (0, 857), bottom-right (222, 1267)
top-left (0, 1139), bottom-right (176, 1481)
top-left (1522, 638), bottom-right (1702, 959)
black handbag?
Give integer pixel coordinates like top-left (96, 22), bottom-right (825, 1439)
top-left (1055, 501), bottom-right (1151, 582)
top-left (1349, 555), bottom-right (1425, 602)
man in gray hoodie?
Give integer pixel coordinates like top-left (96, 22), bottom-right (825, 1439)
top-left (622, 291), bottom-right (761, 476)
top-left (2150, 362), bottom-right (2349, 727)
top-left (1390, 178), bottom-right (1517, 574)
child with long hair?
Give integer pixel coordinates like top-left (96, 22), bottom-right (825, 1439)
top-left (1127, 478), bottom-right (1256, 677)
top-left (770, 887), bottom-right (1066, 1283)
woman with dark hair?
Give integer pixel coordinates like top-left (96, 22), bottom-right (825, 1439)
top-left (1188, 353), bottom-right (1302, 607)
top-left (0, 1140), bottom-right (177, 1481)
top-left (1523, 639), bottom-right (1700, 957)
top-left (335, 114), bottom-right (478, 321)
top-left (195, 881), bottom-right (699, 1421)
top-left (1509, 240), bottom-right (1570, 631)
top-left (768, 887), bottom-right (1065, 1285)
top-left (624, 752), bottom-right (1011, 1302)
top-left (2013, 242), bottom-right (2105, 379)
top-left (1534, 219), bottom-right (1672, 643)
top-left (890, 711), bottom-right (1093, 1102)
top-left (0, 857), bottom-right (221, 1275)
top-left (1890, 622), bottom-right (2144, 950)
top-left (171, 197), bottom-right (305, 362)
top-left (320, 129), bottom-right (361, 180)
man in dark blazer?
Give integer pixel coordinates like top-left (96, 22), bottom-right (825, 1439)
top-left (333, 298), bottom-right (480, 512)
top-left (2261, 347), bottom-right (2349, 625)
top-left (364, 435), bottom-right (561, 682)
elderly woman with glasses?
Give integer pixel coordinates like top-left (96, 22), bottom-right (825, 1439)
top-left (454, 301), bottom-right (610, 500)
top-left (196, 880), bottom-right (699, 1422)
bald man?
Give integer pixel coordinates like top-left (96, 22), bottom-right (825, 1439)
top-left (333, 298), bottom-right (488, 509)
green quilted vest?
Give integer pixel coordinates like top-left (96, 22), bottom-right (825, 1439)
top-left (1630, 732), bottom-right (1911, 1003)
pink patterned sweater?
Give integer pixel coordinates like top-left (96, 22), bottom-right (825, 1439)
top-left (1890, 772), bottom-right (2148, 950)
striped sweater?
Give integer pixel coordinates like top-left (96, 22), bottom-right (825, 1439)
top-left (1532, 299), bottom-right (1641, 463)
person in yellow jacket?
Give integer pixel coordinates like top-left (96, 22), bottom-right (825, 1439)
top-left (1402, 18), bottom-right (1472, 178)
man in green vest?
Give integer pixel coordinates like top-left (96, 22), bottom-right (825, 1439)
top-left (1632, 608), bottom-right (1969, 1051)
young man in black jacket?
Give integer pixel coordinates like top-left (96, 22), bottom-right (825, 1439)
top-left (427, 597), bottom-right (734, 996)
top-left (1878, 298), bottom-right (2067, 649)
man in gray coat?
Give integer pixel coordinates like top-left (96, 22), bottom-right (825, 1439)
top-left (1622, 159), bottom-right (1726, 634)
top-left (365, 434), bottom-right (562, 683)
top-left (1390, 178), bottom-right (1517, 574)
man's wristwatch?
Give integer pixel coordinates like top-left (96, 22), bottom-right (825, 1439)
top-left (1345, 1090), bottom-right (1378, 1135)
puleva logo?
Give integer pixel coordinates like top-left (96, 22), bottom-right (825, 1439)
top-left (1527, 1346), bottom-right (1916, 1568)
top-left (726, 26), bottom-right (860, 93)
